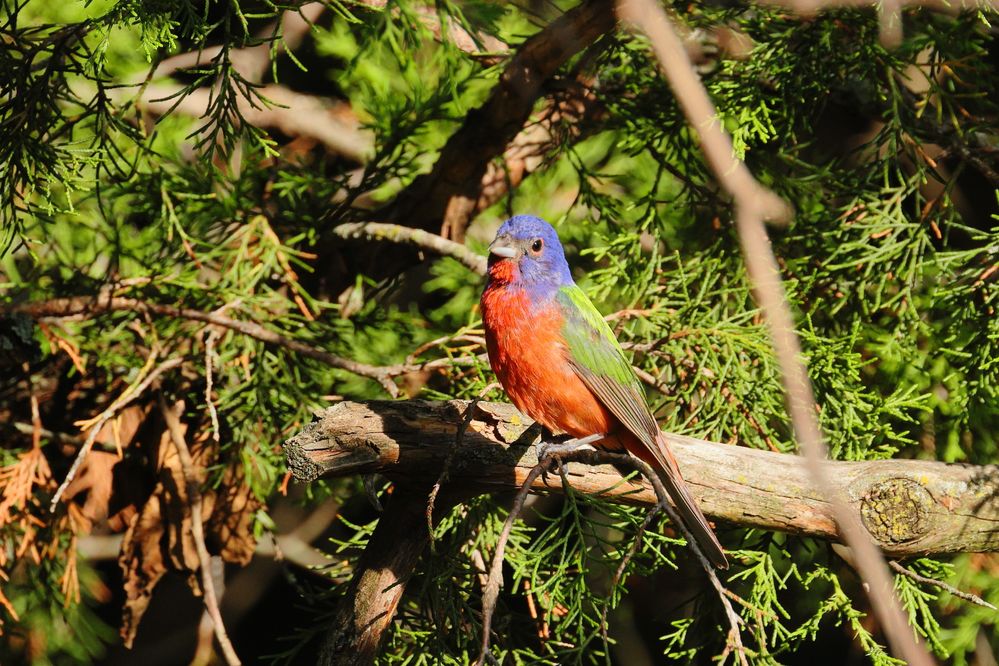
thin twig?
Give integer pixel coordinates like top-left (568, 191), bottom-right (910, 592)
top-left (193, 556), bottom-right (227, 666)
top-left (476, 445), bottom-right (747, 666)
top-left (427, 383), bottom-right (501, 548)
top-left (617, 1), bottom-right (932, 663)
top-left (158, 394), bottom-right (241, 666)
top-left (889, 560), bottom-right (997, 611)
top-left (476, 464), bottom-right (547, 666)
top-left (49, 356), bottom-right (183, 511)
top-left (333, 222), bottom-right (487, 275)
top-left (204, 328), bottom-right (221, 444)
top-left (599, 504), bottom-right (661, 645)
top-left (14, 297), bottom-right (481, 398)
top-left (28, 374), bottom-right (42, 450)
top-left (11, 422), bottom-right (78, 446)
top-left (573, 448), bottom-right (748, 666)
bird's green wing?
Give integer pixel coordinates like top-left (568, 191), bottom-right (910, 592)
top-left (555, 284), bottom-right (661, 453)
top-left (556, 284), bottom-right (729, 569)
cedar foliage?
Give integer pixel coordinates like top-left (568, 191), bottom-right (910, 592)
top-left (1, 0), bottom-right (998, 663)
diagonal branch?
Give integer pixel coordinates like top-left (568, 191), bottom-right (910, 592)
top-left (158, 394), bottom-right (241, 666)
top-left (385, 0), bottom-right (617, 241)
top-left (616, 1), bottom-right (933, 662)
top-left (11, 297), bottom-right (479, 398)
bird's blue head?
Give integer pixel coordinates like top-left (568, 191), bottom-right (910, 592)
top-left (486, 215), bottom-right (573, 300)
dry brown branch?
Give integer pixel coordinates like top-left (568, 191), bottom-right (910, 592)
top-left (617, 1), bottom-right (932, 662)
top-left (204, 328), bottom-right (222, 444)
top-left (317, 484), bottom-right (464, 666)
top-left (332, 222), bottom-right (488, 275)
top-left (285, 400), bottom-right (999, 557)
top-left (158, 394), bottom-right (241, 666)
top-left (12, 297), bottom-right (478, 398)
top-left (386, 0), bottom-right (617, 241)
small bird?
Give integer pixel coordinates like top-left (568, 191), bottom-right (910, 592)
top-left (481, 215), bottom-right (727, 569)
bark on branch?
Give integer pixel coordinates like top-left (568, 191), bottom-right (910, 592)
top-left (385, 0), bottom-right (616, 241)
top-left (285, 400), bottom-right (999, 558)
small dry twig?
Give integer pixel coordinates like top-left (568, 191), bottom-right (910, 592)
top-left (476, 445), bottom-right (747, 666)
top-left (333, 222), bottom-right (487, 276)
top-left (50, 356), bottom-right (183, 511)
top-left (204, 328), bottom-right (222, 444)
top-left (889, 560), bottom-right (997, 611)
top-left (14, 297), bottom-right (480, 398)
top-left (426, 383), bottom-right (501, 547)
top-left (158, 394), bottom-right (241, 666)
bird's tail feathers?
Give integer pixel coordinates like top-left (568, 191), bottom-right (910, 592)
top-left (653, 433), bottom-right (728, 569)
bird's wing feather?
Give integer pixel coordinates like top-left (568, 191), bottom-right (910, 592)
top-left (556, 284), bottom-right (729, 569)
top-left (555, 285), bottom-right (661, 454)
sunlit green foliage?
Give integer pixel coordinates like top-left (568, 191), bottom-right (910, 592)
top-left (1, 0), bottom-right (998, 663)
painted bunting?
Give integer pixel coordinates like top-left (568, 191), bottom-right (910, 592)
top-left (481, 215), bottom-right (727, 569)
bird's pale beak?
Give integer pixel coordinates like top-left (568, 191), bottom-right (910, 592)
top-left (488, 235), bottom-right (518, 259)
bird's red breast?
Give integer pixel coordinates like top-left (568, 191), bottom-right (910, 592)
top-left (481, 261), bottom-right (623, 448)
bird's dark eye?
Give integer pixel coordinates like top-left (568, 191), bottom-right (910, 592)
top-left (531, 239), bottom-right (543, 254)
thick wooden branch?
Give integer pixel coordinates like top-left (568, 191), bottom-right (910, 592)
top-left (285, 400), bottom-right (999, 558)
top-left (385, 0), bottom-right (616, 241)
top-left (317, 485), bottom-right (462, 666)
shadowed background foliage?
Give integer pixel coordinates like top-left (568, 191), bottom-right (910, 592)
top-left (1, 0), bottom-right (998, 663)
